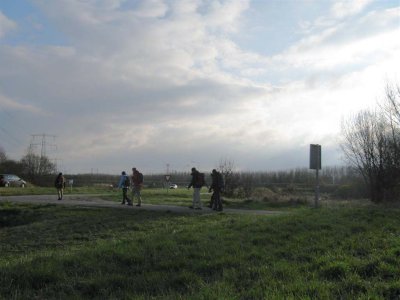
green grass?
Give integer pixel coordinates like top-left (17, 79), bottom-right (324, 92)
top-left (0, 186), bottom-right (112, 196)
top-left (0, 202), bottom-right (399, 299)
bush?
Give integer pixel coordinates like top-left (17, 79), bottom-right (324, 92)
top-left (250, 187), bottom-right (278, 202)
top-left (333, 184), bottom-right (367, 199)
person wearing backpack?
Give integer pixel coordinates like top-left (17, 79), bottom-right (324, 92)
top-left (209, 169), bottom-right (224, 211)
top-left (187, 167), bottom-right (205, 210)
top-left (118, 171), bottom-right (132, 206)
top-left (131, 167), bottom-right (144, 207)
top-left (54, 172), bottom-right (65, 200)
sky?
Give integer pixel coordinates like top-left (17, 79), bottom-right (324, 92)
top-left (0, 0), bottom-right (399, 174)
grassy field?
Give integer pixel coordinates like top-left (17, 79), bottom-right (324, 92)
top-left (0, 186), bottom-right (111, 196)
top-left (0, 199), bottom-right (399, 299)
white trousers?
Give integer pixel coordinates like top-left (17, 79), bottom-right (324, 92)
top-left (192, 188), bottom-right (202, 208)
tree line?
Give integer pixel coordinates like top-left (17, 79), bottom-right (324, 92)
top-left (0, 149), bottom-right (365, 200)
top-left (0, 146), bottom-right (56, 184)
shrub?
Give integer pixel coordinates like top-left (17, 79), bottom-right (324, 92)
top-left (250, 187), bottom-right (278, 202)
top-left (333, 184), bottom-right (367, 199)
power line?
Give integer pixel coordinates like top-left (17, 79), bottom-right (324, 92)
top-left (0, 108), bottom-right (28, 139)
top-left (30, 134), bottom-right (57, 158)
top-left (0, 108), bottom-right (29, 151)
top-left (0, 125), bottom-right (22, 147)
top-left (29, 134), bottom-right (62, 172)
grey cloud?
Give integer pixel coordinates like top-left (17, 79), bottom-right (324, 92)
top-left (0, 10), bottom-right (17, 38)
top-left (1, 0), bottom-right (394, 174)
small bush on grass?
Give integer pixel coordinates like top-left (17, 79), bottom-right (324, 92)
top-left (251, 187), bottom-right (278, 202)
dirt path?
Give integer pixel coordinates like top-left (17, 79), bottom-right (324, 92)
top-left (0, 194), bottom-right (284, 216)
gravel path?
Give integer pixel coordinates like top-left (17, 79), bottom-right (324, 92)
top-left (0, 194), bottom-right (284, 216)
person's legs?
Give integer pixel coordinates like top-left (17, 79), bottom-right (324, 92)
top-left (121, 188), bottom-right (126, 204)
top-left (193, 188), bottom-right (201, 209)
top-left (134, 186), bottom-right (142, 206)
top-left (210, 192), bottom-right (216, 209)
top-left (123, 188), bottom-right (132, 205)
top-left (127, 188), bottom-right (133, 205)
top-left (215, 190), bottom-right (222, 211)
top-left (57, 188), bottom-right (62, 200)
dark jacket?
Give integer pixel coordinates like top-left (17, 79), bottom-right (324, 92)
top-left (188, 170), bottom-right (202, 188)
top-left (210, 171), bottom-right (224, 192)
top-left (55, 175), bottom-right (65, 189)
top-left (132, 171), bottom-right (144, 187)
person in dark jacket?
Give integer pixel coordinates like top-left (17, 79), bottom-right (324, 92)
top-left (187, 167), bottom-right (203, 209)
top-left (118, 171), bottom-right (132, 206)
top-left (209, 169), bottom-right (224, 211)
top-left (54, 172), bottom-right (65, 200)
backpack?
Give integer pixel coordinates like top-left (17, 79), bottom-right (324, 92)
top-left (124, 175), bottom-right (130, 187)
top-left (138, 172), bottom-right (144, 184)
top-left (55, 176), bottom-right (63, 188)
top-left (195, 172), bottom-right (205, 187)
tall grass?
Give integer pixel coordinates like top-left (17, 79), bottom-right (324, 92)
top-left (0, 202), bottom-right (399, 299)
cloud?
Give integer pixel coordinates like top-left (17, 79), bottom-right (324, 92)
top-left (0, 10), bottom-right (17, 38)
top-left (0, 93), bottom-right (43, 114)
top-left (267, 6), bottom-right (400, 75)
top-left (331, 0), bottom-right (373, 19)
top-left (0, 0), bottom-right (398, 173)
top-left (203, 0), bottom-right (249, 32)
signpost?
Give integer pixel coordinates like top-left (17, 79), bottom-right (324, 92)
top-left (68, 179), bottom-right (74, 193)
top-left (310, 144), bottom-right (321, 208)
top-left (165, 175), bottom-right (171, 191)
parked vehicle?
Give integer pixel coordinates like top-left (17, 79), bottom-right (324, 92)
top-left (0, 174), bottom-right (27, 187)
top-left (169, 183), bottom-right (178, 189)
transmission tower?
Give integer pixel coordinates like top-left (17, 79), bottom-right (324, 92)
top-left (30, 134), bottom-right (57, 158)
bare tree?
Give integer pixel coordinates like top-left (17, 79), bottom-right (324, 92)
top-left (218, 158), bottom-right (239, 197)
top-left (240, 172), bottom-right (255, 198)
top-left (21, 149), bottom-right (56, 181)
top-left (341, 83), bottom-right (400, 202)
top-left (0, 159), bottom-right (23, 175)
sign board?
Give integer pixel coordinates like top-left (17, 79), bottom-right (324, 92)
top-left (165, 175), bottom-right (171, 181)
top-left (68, 179), bottom-right (74, 192)
top-left (309, 144), bottom-right (321, 170)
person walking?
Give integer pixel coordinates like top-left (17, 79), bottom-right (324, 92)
top-left (187, 167), bottom-right (205, 210)
top-left (209, 169), bottom-right (224, 211)
top-left (54, 172), bottom-right (65, 200)
top-left (118, 171), bottom-right (132, 206)
top-left (131, 167), bottom-right (144, 207)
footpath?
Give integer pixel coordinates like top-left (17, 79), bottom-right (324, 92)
top-left (0, 194), bottom-right (283, 216)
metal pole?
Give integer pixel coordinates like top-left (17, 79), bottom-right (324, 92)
top-left (315, 168), bottom-right (319, 208)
